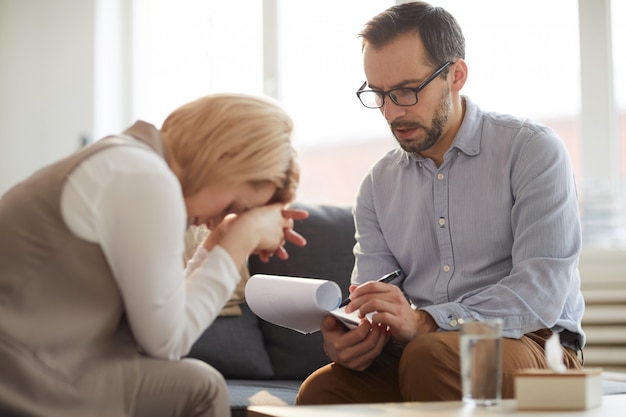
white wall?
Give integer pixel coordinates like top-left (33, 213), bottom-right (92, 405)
top-left (0, 0), bottom-right (95, 195)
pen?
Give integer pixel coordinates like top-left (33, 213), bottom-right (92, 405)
top-left (338, 269), bottom-right (403, 308)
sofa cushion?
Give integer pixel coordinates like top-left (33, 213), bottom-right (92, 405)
top-left (248, 203), bottom-right (355, 379)
top-left (187, 303), bottom-right (274, 379)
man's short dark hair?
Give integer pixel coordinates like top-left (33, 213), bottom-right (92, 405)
top-left (359, 1), bottom-right (465, 70)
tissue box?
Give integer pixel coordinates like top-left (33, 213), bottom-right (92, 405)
top-left (515, 368), bottom-right (603, 410)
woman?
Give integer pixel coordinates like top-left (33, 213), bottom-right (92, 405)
top-left (0, 94), bottom-right (307, 417)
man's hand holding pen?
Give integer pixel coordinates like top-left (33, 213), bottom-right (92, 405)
top-left (342, 269), bottom-right (438, 346)
top-left (321, 269), bottom-right (439, 370)
top-left (339, 269), bottom-right (401, 308)
top-left (321, 270), bottom-right (401, 371)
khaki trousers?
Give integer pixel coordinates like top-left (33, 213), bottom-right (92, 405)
top-left (0, 348), bottom-right (229, 417)
top-left (132, 357), bottom-right (230, 417)
top-left (296, 329), bottom-right (581, 404)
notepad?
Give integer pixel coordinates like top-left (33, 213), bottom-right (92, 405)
top-left (245, 274), bottom-right (370, 334)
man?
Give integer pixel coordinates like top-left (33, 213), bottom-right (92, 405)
top-left (297, 1), bottom-right (584, 404)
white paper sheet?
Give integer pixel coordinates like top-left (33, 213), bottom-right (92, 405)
top-left (245, 274), bottom-right (365, 334)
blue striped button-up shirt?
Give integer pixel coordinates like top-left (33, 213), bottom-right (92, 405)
top-left (352, 97), bottom-right (585, 349)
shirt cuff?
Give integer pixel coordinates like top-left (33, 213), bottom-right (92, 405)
top-left (420, 303), bottom-right (473, 331)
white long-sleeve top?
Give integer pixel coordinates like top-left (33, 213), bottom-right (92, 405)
top-left (60, 138), bottom-right (240, 359)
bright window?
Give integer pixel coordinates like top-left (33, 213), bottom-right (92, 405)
top-left (613, 0), bottom-right (626, 180)
top-left (130, 0), bottom-right (625, 247)
top-left (283, 1), bottom-right (585, 207)
top-left (132, 0), bottom-right (264, 125)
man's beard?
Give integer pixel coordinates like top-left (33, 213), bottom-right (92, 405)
top-left (391, 88), bottom-right (451, 155)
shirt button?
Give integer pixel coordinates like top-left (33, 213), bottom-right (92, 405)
top-left (450, 319), bottom-right (458, 327)
top-left (438, 218), bottom-right (446, 226)
top-left (437, 173), bottom-right (445, 180)
top-left (443, 264), bottom-right (451, 272)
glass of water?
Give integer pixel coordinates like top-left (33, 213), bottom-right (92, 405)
top-left (460, 318), bottom-right (503, 406)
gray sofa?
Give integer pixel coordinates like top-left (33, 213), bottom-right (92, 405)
top-left (187, 203), bottom-right (356, 417)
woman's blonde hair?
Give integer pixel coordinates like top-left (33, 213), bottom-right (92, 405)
top-left (161, 93), bottom-right (299, 204)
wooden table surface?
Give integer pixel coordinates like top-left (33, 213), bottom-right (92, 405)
top-left (247, 394), bottom-right (626, 417)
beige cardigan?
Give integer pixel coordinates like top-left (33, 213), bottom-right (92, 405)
top-left (0, 122), bottom-right (165, 417)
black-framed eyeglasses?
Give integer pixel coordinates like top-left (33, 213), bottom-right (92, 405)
top-left (356, 61), bottom-right (453, 109)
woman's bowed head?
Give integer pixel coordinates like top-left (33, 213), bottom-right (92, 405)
top-left (163, 93), bottom-right (309, 264)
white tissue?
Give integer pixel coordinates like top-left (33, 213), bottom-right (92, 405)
top-left (545, 333), bottom-right (567, 373)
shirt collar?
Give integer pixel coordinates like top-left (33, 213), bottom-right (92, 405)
top-left (449, 96), bottom-right (481, 157)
